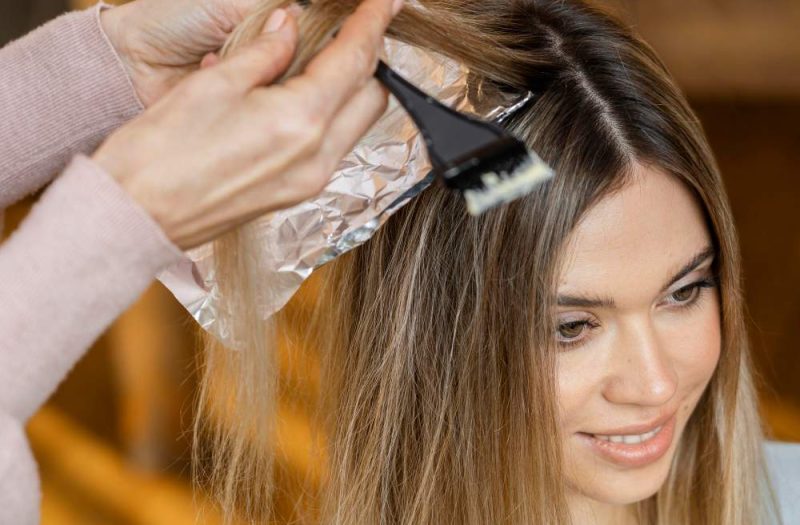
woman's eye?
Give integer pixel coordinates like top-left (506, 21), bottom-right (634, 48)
top-left (556, 320), bottom-right (594, 346)
top-left (558, 321), bottom-right (585, 339)
top-left (665, 277), bottom-right (718, 308)
top-left (670, 284), bottom-right (698, 304)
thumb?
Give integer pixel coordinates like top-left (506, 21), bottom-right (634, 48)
top-left (215, 8), bottom-right (298, 91)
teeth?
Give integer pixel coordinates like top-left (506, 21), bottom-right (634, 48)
top-left (593, 426), bottom-right (662, 444)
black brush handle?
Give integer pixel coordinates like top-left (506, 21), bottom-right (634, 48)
top-left (374, 60), bottom-right (502, 175)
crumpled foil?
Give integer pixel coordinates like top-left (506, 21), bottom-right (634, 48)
top-left (157, 38), bottom-right (532, 346)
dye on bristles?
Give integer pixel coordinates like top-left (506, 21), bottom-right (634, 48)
top-left (374, 60), bottom-right (554, 215)
top-left (463, 155), bottom-right (553, 215)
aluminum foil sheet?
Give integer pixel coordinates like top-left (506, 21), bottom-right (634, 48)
top-left (158, 38), bottom-right (532, 346)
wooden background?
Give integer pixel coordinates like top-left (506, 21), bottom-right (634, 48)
top-left (1, 0), bottom-right (799, 523)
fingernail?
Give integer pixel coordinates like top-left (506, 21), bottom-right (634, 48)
top-left (392, 0), bottom-right (404, 16)
top-left (263, 8), bottom-right (288, 33)
top-left (287, 3), bottom-right (304, 18)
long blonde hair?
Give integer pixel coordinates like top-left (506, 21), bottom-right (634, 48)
top-left (194, 1), bottom-right (779, 523)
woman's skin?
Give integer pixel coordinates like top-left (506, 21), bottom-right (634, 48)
top-left (99, 0), bottom-right (265, 108)
top-left (555, 163), bottom-right (721, 524)
top-left (94, 0), bottom-right (402, 250)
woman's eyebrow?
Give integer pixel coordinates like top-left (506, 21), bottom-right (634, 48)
top-left (658, 245), bottom-right (715, 293)
top-left (556, 245), bottom-right (716, 309)
top-left (556, 293), bottom-right (615, 308)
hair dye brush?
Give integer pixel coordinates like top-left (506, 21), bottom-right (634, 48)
top-left (375, 60), bottom-right (553, 215)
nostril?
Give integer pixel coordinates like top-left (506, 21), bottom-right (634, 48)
top-left (647, 375), bottom-right (678, 404)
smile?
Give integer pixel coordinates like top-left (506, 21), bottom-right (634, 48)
top-left (578, 413), bottom-right (678, 468)
top-left (592, 426), bottom-right (662, 444)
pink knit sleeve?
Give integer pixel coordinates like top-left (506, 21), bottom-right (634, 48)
top-left (0, 155), bottom-right (184, 524)
top-left (0, 154), bottom-right (183, 421)
top-left (0, 2), bottom-right (189, 521)
top-left (0, 1), bottom-right (143, 209)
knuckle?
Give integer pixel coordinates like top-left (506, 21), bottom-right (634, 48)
top-left (197, 71), bottom-right (237, 97)
top-left (235, 50), bottom-right (270, 78)
top-left (255, 40), bottom-right (292, 75)
top-left (322, 154), bottom-right (344, 181)
top-left (300, 84), bottom-right (329, 118)
top-left (286, 162), bottom-right (335, 202)
top-left (352, 40), bottom-right (378, 77)
top-left (361, 2), bottom-right (392, 30)
top-left (275, 111), bottom-right (325, 153)
top-left (294, 109), bottom-right (326, 147)
top-left (300, 119), bottom-right (326, 153)
top-left (381, 91), bottom-right (390, 112)
top-left (270, 36), bottom-right (296, 59)
top-left (179, 76), bottom-right (208, 99)
top-left (308, 164), bottom-right (334, 195)
top-left (374, 82), bottom-right (390, 110)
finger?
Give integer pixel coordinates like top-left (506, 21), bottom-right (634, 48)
top-left (249, 80), bottom-right (388, 213)
top-left (286, 0), bottom-right (401, 122)
top-left (287, 3), bottom-right (304, 18)
top-left (200, 52), bottom-right (219, 69)
top-left (214, 8), bottom-right (299, 92)
top-left (318, 79), bottom-right (389, 170)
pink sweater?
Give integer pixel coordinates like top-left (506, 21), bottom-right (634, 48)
top-left (0, 3), bottom-right (183, 522)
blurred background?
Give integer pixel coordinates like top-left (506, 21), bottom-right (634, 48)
top-left (1, 0), bottom-right (799, 523)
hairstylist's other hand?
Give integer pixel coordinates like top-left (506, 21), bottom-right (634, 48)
top-left (100, 0), bottom-right (262, 107)
top-left (93, 0), bottom-right (402, 250)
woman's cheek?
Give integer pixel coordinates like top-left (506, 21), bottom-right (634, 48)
top-left (669, 291), bottom-right (722, 397)
top-left (556, 343), bottom-right (607, 431)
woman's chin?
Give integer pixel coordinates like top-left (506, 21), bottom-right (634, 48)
top-left (594, 469), bottom-right (668, 505)
top-left (565, 434), bottom-right (679, 506)
top-left (568, 466), bottom-right (671, 507)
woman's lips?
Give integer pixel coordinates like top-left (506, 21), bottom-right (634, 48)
top-left (577, 413), bottom-right (677, 468)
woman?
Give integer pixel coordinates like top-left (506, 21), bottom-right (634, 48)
top-left (197, 0), bottom-right (798, 523)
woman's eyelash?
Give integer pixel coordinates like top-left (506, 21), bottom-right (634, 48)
top-left (665, 275), bottom-right (718, 309)
top-left (555, 318), bottom-right (600, 349)
top-left (555, 275), bottom-right (719, 350)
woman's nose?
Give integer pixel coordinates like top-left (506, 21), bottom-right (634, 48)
top-left (602, 317), bottom-right (678, 407)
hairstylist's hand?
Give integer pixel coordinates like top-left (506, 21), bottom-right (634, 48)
top-left (100, 0), bottom-right (264, 107)
top-left (93, 0), bottom-right (402, 250)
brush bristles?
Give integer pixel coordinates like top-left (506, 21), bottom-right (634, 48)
top-left (462, 155), bottom-right (554, 215)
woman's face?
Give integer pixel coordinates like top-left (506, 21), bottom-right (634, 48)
top-left (555, 164), bottom-right (721, 514)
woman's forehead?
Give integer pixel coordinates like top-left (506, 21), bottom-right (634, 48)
top-left (557, 164), bottom-right (712, 301)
